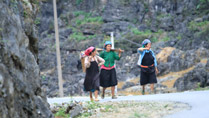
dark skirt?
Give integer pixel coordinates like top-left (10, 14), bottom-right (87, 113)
top-left (84, 61), bottom-right (100, 92)
top-left (100, 68), bottom-right (117, 87)
top-left (140, 66), bottom-right (157, 85)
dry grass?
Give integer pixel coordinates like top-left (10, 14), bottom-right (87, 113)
top-left (129, 77), bottom-right (140, 84)
top-left (40, 67), bottom-right (56, 75)
top-left (117, 82), bottom-right (125, 89)
top-left (156, 47), bottom-right (176, 63)
top-left (162, 78), bottom-right (179, 88)
top-left (117, 77), bottom-right (140, 89)
top-left (200, 58), bottom-right (208, 64)
top-left (159, 66), bottom-right (195, 88)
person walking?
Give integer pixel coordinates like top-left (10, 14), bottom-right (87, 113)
top-left (99, 41), bottom-right (122, 99)
top-left (137, 39), bottom-right (159, 95)
top-left (84, 46), bottom-right (105, 101)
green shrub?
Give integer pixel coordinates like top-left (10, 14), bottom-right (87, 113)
top-left (189, 21), bottom-right (209, 31)
top-left (196, 0), bottom-right (209, 10)
top-left (73, 11), bottom-right (103, 26)
top-left (34, 18), bottom-right (40, 25)
top-left (189, 21), bottom-right (209, 39)
top-left (70, 32), bottom-right (86, 41)
top-left (162, 37), bottom-right (170, 41)
top-left (177, 35), bottom-right (182, 40)
top-left (73, 11), bottom-right (88, 17)
top-left (76, 0), bottom-right (84, 6)
top-left (54, 107), bottom-right (70, 118)
top-left (131, 28), bottom-right (152, 36)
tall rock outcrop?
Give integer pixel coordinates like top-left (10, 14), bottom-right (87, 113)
top-left (0, 0), bottom-right (53, 117)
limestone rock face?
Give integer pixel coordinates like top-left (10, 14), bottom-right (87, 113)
top-left (0, 0), bottom-right (53, 118)
top-left (37, 0), bottom-right (209, 96)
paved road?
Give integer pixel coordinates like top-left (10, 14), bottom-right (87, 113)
top-left (48, 90), bottom-right (209, 118)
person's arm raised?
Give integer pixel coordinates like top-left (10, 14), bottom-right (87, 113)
top-left (138, 47), bottom-right (150, 52)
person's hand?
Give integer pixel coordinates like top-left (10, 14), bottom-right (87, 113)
top-left (155, 68), bottom-right (159, 75)
top-left (98, 63), bottom-right (102, 67)
top-left (118, 48), bottom-right (123, 53)
top-left (88, 56), bottom-right (93, 61)
top-left (144, 47), bottom-right (150, 50)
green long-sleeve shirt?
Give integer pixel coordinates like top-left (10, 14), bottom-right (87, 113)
top-left (99, 51), bottom-right (120, 67)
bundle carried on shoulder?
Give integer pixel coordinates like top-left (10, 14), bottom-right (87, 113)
top-left (80, 51), bottom-right (86, 72)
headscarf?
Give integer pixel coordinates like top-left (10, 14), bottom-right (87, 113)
top-left (104, 41), bottom-right (112, 49)
top-left (142, 39), bottom-right (151, 47)
top-left (84, 46), bottom-right (95, 56)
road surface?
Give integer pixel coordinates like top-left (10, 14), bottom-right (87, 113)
top-left (48, 90), bottom-right (209, 118)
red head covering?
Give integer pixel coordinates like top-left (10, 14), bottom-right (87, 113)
top-left (84, 46), bottom-right (95, 56)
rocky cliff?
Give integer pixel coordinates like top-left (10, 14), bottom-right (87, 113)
top-left (37, 0), bottom-right (209, 97)
top-left (0, 0), bottom-right (53, 118)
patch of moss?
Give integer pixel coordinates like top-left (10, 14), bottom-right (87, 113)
top-left (123, 28), bottom-right (166, 43)
top-left (188, 21), bottom-right (209, 31)
top-left (69, 31), bottom-right (97, 41)
top-left (188, 21), bottom-right (209, 40)
top-left (196, 0), bottom-right (209, 11)
top-left (54, 107), bottom-right (70, 118)
top-left (72, 11), bottom-right (103, 27)
top-left (76, 0), bottom-right (84, 6)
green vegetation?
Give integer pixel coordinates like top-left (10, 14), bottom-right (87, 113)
top-left (196, 0), bottom-right (209, 10)
top-left (85, 101), bottom-right (101, 109)
top-left (177, 35), bottom-right (182, 40)
top-left (131, 28), bottom-right (152, 36)
top-left (69, 32), bottom-right (86, 41)
top-left (41, 75), bottom-right (46, 80)
top-left (67, 11), bottom-right (104, 41)
top-left (31, 0), bottom-right (40, 5)
top-left (23, 10), bottom-right (28, 18)
top-left (77, 101), bottom-right (115, 118)
top-left (34, 18), bottom-right (41, 25)
top-left (188, 21), bottom-right (209, 40)
top-left (122, 28), bottom-right (169, 44)
top-left (73, 11), bottom-right (88, 17)
top-left (103, 104), bottom-right (114, 112)
top-left (132, 18), bottom-right (138, 24)
top-left (119, 0), bottom-right (131, 6)
top-left (157, 13), bottom-right (171, 19)
top-left (131, 112), bottom-right (148, 118)
top-left (195, 83), bottom-right (209, 91)
top-left (78, 101), bottom-right (100, 118)
top-left (22, 0), bottom-right (30, 5)
top-left (72, 11), bottom-right (103, 26)
top-left (189, 21), bottom-right (209, 31)
top-left (162, 36), bottom-right (170, 41)
top-left (75, 16), bottom-right (103, 26)
top-left (0, 40), bottom-right (9, 44)
top-left (49, 21), bottom-right (54, 31)
top-left (76, 0), bottom-right (84, 6)
top-left (69, 32), bottom-right (97, 41)
top-left (54, 107), bottom-right (70, 118)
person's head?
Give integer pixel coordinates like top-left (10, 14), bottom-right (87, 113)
top-left (104, 41), bottom-right (112, 51)
top-left (142, 39), bottom-right (151, 49)
top-left (84, 46), bottom-right (96, 56)
top-left (90, 48), bottom-right (97, 56)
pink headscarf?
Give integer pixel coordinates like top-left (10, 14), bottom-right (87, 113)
top-left (84, 46), bottom-right (95, 56)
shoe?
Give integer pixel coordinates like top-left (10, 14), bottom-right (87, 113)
top-left (150, 90), bottom-right (156, 95)
top-left (142, 90), bottom-right (145, 95)
top-left (90, 98), bottom-right (94, 101)
top-left (95, 99), bottom-right (99, 102)
top-left (101, 93), bottom-right (105, 99)
top-left (112, 95), bottom-right (117, 99)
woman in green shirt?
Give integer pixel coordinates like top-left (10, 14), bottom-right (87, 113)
top-left (99, 41), bottom-right (122, 99)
